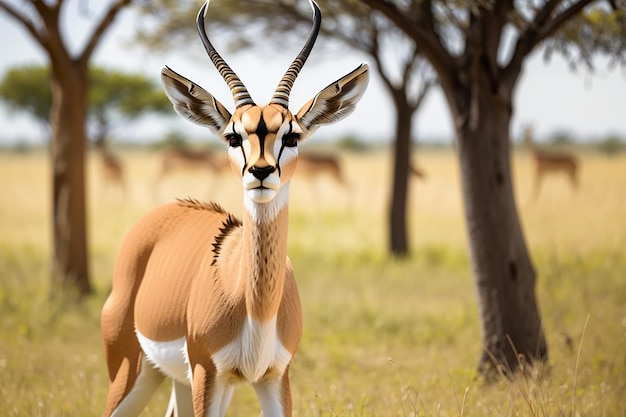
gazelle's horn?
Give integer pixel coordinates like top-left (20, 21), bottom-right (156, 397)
top-left (197, 1), bottom-right (255, 108)
top-left (270, 0), bottom-right (321, 108)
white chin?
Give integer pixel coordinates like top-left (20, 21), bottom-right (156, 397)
top-left (246, 188), bottom-right (277, 203)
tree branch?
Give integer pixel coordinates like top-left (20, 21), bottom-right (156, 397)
top-left (411, 75), bottom-right (435, 112)
top-left (537, 0), bottom-right (596, 42)
top-left (533, 0), bottom-right (562, 27)
top-left (79, 0), bottom-right (133, 66)
top-left (360, 0), bottom-right (453, 78)
top-left (0, 0), bottom-right (46, 47)
top-left (505, 0), bottom-right (595, 83)
top-left (368, 28), bottom-right (397, 94)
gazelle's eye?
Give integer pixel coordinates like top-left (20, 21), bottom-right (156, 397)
top-left (282, 132), bottom-right (300, 148)
top-left (225, 133), bottom-right (243, 148)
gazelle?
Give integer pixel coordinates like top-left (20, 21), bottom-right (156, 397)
top-left (101, 1), bottom-right (368, 417)
top-left (296, 152), bottom-right (347, 188)
top-left (154, 147), bottom-right (229, 199)
top-left (523, 125), bottom-right (579, 200)
top-left (157, 147), bottom-right (228, 180)
top-left (410, 163), bottom-right (426, 180)
top-left (95, 139), bottom-right (125, 195)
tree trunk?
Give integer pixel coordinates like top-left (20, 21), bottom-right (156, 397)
top-left (388, 102), bottom-right (413, 257)
top-left (49, 59), bottom-right (91, 298)
top-left (452, 86), bottom-right (547, 377)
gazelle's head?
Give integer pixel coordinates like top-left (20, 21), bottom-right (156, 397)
top-left (161, 0), bottom-right (369, 204)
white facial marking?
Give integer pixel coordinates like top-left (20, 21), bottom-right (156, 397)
top-left (228, 142), bottom-right (247, 171)
top-left (276, 140), bottom-right (298, 167)
top-left (244, 184), bottom-right (290, 224)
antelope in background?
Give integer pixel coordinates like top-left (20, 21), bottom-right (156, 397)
top-left (94, 138), bottom-right (125, 195)
top-left (411, 163), bottom-right (427, 180)
top-left (296, 151), bottom-right (347, 187)
top-left (156, 146), bottom-right (228, 180)
top-left (159, 149), bottom-right (347, 187)
top-left (153, 146), bottom-right (229, 199)
top-left (523, 125), bottom-right (579, 200)
top-left (158, 148), bottom-right (349, 200)
top-left (100, 1), bottom-right (369, 416)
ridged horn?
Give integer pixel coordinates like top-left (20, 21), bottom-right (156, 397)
top-left (197, 1), bottom-right (255, 108)
top-left (270, 0), bottom-right (321, 108)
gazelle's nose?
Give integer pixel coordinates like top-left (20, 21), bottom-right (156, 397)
top-left (249, 165), bottom-right (275, 180)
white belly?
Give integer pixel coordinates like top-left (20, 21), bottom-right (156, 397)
top-left (212, 316), bottom-right (292, 383)
top-left (135, 316), bottom-right (292, 385)
top-left (136, 330), bottom-right (190, 385)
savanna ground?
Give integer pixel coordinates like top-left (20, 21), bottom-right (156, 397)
top-left (0, 145), bottom-right (624, 416)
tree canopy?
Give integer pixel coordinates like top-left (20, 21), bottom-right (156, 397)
top-left (0, 65), bottom-right (51, 126)
top-left (0, 65), bottom-right (171, 142)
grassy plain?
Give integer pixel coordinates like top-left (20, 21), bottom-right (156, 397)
top-left (0, 147), bottom-right (624, 416)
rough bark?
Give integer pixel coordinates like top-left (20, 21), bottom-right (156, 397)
top-left (449, 72), bottom-right (547, 377)
top-left (388, 98), bottom-right (413, 256)
top-left (49, 58), bottom-right (92, 297)
top-left (0, 0), bottom-right (133, 298)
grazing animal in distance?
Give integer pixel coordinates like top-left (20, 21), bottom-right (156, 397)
top-left (296, 152), bottom-right (347, 187)
top-left (523, 125), bottom-right (579, 200)
top-left (156, 147), bottom-right (228, 180)
top-left (100, 1), bottom-right (369, 416)
top-left (411, 163), bottom-right (427, 180)
top-left (153, 146), bottom-right (229, 199)
top-left (94, 139), bottom-right (125, 196)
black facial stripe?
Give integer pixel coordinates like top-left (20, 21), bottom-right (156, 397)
top-left (231, 122), bottom-right (247, 177)
top-left (240, 147), bottom-right (247, 177)
top-left (256, 115), bottom-right (268, 158)
top-left (276, 121), bottom-right (293, 176)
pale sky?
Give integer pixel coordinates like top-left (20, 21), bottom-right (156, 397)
top-left (1, 4), bottom-right (625, 145)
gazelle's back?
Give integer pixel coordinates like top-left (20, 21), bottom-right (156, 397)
top-left (106, 200), bottom-right (235, 341)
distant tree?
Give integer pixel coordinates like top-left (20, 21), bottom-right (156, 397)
top-left (596, 135), bottom-right (625, 156)
top-left (89, 67), bottom-right (172, 145)
top-left (0, 0), bottom-right (138, 298)
top-left (362, 0), bottom-right (626, 377)
top-left (0, 65), bottom-right (171, 146)
top-left (547, 130), bottom-right (576, 146)
top-left (0, 65), bottom-right (50, 134)
top-left (307, 2), bottom-right (437, 257)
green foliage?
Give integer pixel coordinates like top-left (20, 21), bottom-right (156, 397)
top-left (595, 135), bottom-right (625, 156)
top-left (150, 130), bottom-right (190, 150)
top-left (89, 67), bottom-right (170, 122)
top-left (0, 65), bottom-right (51, 124)
top-left (0, 64), bottom-right (171, 141)
top-left (544, 6), bottom-right (626, 71)
top-left (336, 134), bottom-right (371, 152)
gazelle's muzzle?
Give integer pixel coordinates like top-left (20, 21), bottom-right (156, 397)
top-left (243, 165), bottom-right (281, 203)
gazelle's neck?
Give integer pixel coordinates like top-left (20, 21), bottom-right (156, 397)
top-left (241, 184), bottom-right (290, 322)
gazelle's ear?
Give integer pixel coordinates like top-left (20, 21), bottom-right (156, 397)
top-left (296, 64), bottom-right (369, 136)
top-left (161, 66), bottom-right (232, 137)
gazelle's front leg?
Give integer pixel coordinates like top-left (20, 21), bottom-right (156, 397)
top-left (187, 344), bottom-right (232, 417)
top-left (164, 380), bottom-right (193, 417)
top-left (253, 368), bottom-right (293, 417)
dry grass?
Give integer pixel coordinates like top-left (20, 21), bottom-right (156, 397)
top-left (0, 147), bottom-right (624, 416)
